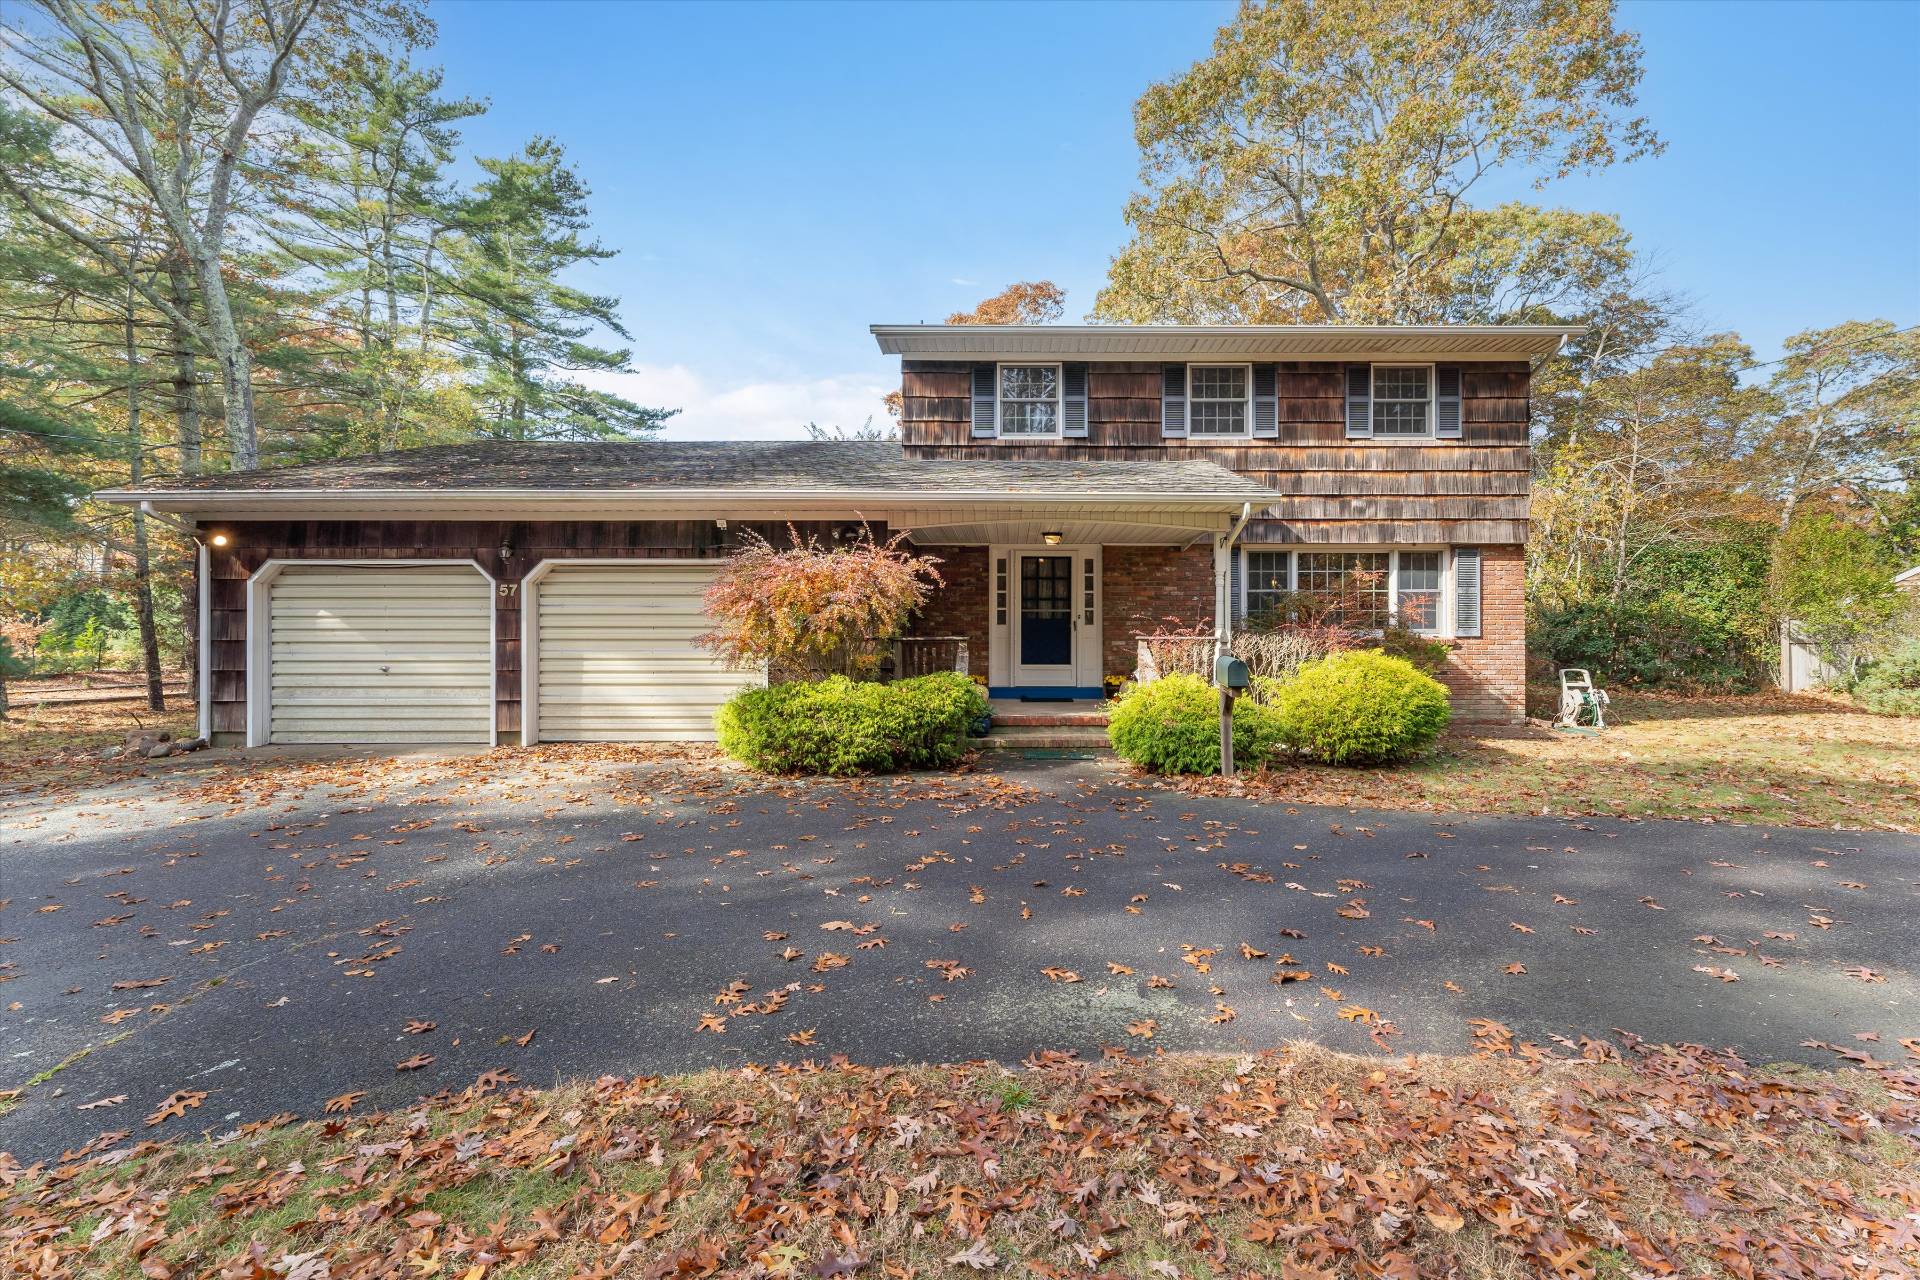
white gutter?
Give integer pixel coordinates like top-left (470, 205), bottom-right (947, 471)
top-left (97, 485), bottom-right (1272, 511)
top-left (137, 500), bottom-right (200, 537)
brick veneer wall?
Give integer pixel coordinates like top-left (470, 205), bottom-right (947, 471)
top-left (1102, 545), bottom-right (1215, 682)
top-left (905, 545), bottom-right (988, 674)
top-left (1437, 544), bottom-right (1526, 722)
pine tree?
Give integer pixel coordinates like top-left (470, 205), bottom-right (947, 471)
top-left (445, 138), bottom-right (674, 441)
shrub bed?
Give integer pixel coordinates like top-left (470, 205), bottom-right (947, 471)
top-left (715, 671), bottom-right (987, 775)
top-left (1107, 673), bottom-right (1282, 775)
top-left (1270, 650), bottom-right (1451, 765)
top-left (1853, 639), bottom-right (1920, 717)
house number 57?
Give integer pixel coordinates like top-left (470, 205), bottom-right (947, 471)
top-left (498, 583), bottom-right (518, 598)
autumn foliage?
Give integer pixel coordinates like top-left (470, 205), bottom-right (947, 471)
top-left (699, 528), bottom-right (943, 679)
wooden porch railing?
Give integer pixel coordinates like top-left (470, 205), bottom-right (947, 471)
top-left (1134, 634), bottom-right (1219, 684)
top-left (893, 635), bottom-right (970, 678)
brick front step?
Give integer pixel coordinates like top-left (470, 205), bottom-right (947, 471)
top-left (989, 708), bottom-right (1110, 728)
top-left (971, 727), bottom-right (1112, 750)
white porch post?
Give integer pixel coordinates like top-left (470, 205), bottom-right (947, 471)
top-left (1215, 502), bottom-right (1254, 662)
top-left (1213, 535), bottom-right (1231, 660)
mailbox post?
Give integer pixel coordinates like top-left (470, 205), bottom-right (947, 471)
top-left (1213, 654), bottom-right (1251, 776)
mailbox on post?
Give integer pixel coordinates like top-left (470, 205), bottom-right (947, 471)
top-left (1214, 654), bottom-right (1250, 776)
top-left (1214, 655), bottom-right (1250, 691)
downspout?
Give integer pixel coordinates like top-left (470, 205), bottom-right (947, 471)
top-left (1216, 502), bottom-right (1253, 659)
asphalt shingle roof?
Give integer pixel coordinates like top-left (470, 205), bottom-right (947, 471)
top-left (113, 441), bottom-right (1275, 499)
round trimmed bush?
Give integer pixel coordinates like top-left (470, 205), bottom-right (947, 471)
top-left (1270, 650), bottom-right (1451, 765)
top-left (1107, 673), bottom-right (1282, 775)
top-left (715, 671), bottom-right (988, 775)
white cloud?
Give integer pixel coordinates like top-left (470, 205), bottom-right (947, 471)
top-left (573, 364), bottom-right (894, 440)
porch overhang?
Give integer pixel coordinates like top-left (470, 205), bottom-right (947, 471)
top-left (98, 489), bottom-right (1251, 545)
top-left (95, 441), bottom-right (1275, 546)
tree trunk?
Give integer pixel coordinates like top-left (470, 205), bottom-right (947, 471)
top-left (126, 295), bottom-right (166, 713)
top-left (382, 218), bottom-right (401, 451)
top-left (419, 228), bottom-right (437, 354)
top-left (165, 258), bottom-right (203, 474)
top-left (196, 257), bottom-right (259, 469)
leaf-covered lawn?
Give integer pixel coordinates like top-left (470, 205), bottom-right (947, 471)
top-left (6, 1035), bottom-right (1915, 1280)
top-left (1211, 690), bottom-right (1920, 832)
top-left (0, 688), bottom-right (194, 795)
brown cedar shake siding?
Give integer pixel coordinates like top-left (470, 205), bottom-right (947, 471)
top-left (899, 358), bottom-right (1531, 721)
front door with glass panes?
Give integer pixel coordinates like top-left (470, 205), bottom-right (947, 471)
top-left (1008, 547), bottom-right (1100, 690)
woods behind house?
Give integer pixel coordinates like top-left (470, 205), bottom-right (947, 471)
top-left (2, 0), bottom-right (1915, 718)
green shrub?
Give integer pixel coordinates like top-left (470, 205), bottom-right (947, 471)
top-left (1270, 650), bottom-right (1451, 765)
top-left (1107, 673), bottom-right (1282, 775)
top-left (1378, 624), bottom-right (1452, 675)
top-left (1529, 596), bottom-right (1768, 692)
top-left (1853, 639), bottom-right (1920, 717)
top-left (715, 671), bottom-right (987, 775)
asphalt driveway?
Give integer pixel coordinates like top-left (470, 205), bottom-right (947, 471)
top-left (3, 746), bottom-right (1915, 1161)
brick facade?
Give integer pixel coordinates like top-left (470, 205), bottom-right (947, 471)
top-left (1433, 544), bottom-right (1526, 723)
top-left (905, 544), bottom-right (988, 674)
top-left (1102, 545), bottom-right (1215, 682)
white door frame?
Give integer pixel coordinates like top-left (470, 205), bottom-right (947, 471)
top-left (245, 558), bottom-right (497, 749)
top-left (999, 543), bottom-right (1101, 690)
top-left (518, 557), bottom-right (737, 745)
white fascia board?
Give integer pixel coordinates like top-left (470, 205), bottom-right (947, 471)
top-left (96, 487), bottom-right (1268, 517)
top-left (870, 323), bottom-right (1586, 360)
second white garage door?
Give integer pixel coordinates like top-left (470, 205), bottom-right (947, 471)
top-left (533, 563), bottom-right (760, 742)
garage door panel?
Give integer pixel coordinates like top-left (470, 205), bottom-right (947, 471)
top-left (269, 565), bottom-right (492, 745)
top-left (534, 564), bottom-right (760, 743)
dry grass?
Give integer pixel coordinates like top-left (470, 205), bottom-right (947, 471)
top-left (1214, 688), bottom-right (1920, 832)
top-left (6, 1039), bottom-right (1914, 1279)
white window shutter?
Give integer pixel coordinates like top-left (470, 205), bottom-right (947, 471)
top-left (1453, 548), bottom-right (1482, 638)
top-left (1252, 364), bottom-right (1279, 438)
top-left (1063, 362), bottom-right (1089, 437)
top-left (971, 364), bottom-right (996, 437)
top-left (1435, 365), bottom-right (1462, 439)
top-left (1161, 363), bottom-right (1187, 437)
top-left (1345, 365), bottom-right (1372, 438)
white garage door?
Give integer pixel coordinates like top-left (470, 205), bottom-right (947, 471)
top-left (534, 563), bottom-right (759, 742)
top-left (268, 565), bottom-right (493, 745)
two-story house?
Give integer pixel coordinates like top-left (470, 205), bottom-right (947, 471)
top-left (102, 323), bottom-right (1573, 747)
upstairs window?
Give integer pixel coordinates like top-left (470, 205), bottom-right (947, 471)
top-left (1372, 366), bottom-right (1432, 437)
top-left (1188, 364), bottom-right (1250, 436)
top-left (998, 365), bottom-right (1060, 436)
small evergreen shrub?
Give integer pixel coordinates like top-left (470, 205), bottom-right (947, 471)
top-left (1271, 650), bottom-right (1451, 765)
top-left (1852, 639), bottom-right (1920, 717)
top-left (1107, 673), bottom-right (1282, 775)
top-left (715, 671), bottom-right (987, 775)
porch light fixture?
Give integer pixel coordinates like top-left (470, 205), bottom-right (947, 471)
top-left (207, 532), bottom-right (230, 548)
top-left (1042, 530), bottom-right (1063, 546)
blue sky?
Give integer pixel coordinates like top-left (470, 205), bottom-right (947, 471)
top-left (429, 0), bottom-right (1920, 439)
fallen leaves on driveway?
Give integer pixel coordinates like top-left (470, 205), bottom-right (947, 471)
top-left (6, 1035), bottom-right (1915, 1279)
